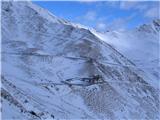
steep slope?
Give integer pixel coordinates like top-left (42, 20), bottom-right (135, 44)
top-left (1, 1), bottom-right (160, 119)
top-left (93, 20), bottom-right (160, 89)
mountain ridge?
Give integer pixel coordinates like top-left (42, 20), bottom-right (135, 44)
top-left (2, 1), bottom-right (160, 119)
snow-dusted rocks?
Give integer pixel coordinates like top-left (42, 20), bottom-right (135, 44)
top-left (93, 20), bottom-right (160, 89)
top-left (1, 1), bottom-right (160, 119)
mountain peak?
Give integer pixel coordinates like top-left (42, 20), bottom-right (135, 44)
top-left (153, 19), bottom-right (160, 31)
top-left (137, 19), bottom-right (160, 33)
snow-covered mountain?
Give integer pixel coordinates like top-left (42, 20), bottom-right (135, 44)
top-left (1, 1), bottom-right (160, 119)
top-left (93, 20), bottom-right (160, 89)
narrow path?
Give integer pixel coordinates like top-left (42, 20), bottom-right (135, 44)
top-left (2, 52), bottom-right (152, 69)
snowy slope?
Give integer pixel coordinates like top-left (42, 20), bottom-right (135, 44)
top-left (1, 1), bottom-right (160, 119)
top-left (93, 20), bottom-right (160, 89)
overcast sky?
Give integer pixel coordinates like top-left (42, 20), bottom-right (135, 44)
top-left (34, 1), bottom-right (160, 31)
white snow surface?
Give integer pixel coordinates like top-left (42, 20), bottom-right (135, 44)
top-left (1, 1), bottom-right (160, 120)
top-left (92, 21), bottom-right (160, 89)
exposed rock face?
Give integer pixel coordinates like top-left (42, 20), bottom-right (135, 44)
top-left (1, 1), bottom-right (160, 119)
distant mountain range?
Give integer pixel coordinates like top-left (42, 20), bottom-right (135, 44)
top-left (93, 19), bottom-right (160, 89)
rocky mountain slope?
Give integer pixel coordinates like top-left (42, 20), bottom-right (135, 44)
top-left (93, 20), bottom-right (160, 89)
top-left (1, 1), bottom-right (160, 119)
